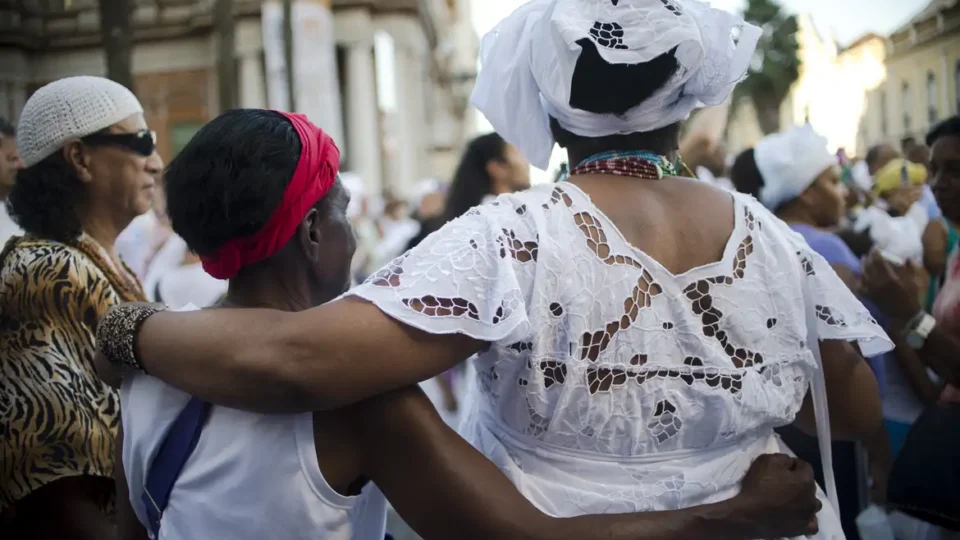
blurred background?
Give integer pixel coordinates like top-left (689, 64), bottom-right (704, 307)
top-left (1, 0), bottom-right (954, 192)
top-left (1, 2), bottom-right (957, 539)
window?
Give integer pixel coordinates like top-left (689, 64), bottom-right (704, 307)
top-left (927, 71), bottom-right (938, 125)
top-left (170, 123), bottom-right (203, 157)
top-left (880, 90), bottom-right (888, 136)
top-left (902, 81), bottom-right (911, 134)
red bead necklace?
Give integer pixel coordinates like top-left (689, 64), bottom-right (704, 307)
top-left (570, 156), bottom-right (665, 180)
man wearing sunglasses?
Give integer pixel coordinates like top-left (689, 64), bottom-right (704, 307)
top-left (0, 76), bottom-right (162, 539)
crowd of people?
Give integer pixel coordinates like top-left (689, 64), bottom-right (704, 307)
top-left (1, 0), bottom-right (959, 539)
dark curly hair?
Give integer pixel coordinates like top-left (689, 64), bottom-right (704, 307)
top-left (163, 109), bottom-right (303, 256)
top-left (5, 151), bottom-right (87, 242)
top-left (927, 115), bottom-right (960, 146)
top-left (729, 148), bottom-right (764, 200)
top-left (443, 132), bottom-right (508, 223)
top-left (550, 39), bottom-right (683, 156)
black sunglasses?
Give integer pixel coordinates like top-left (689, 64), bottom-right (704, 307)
top-left (82, 129), bottom-right (157, 157)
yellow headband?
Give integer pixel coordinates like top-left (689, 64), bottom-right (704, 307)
top-left (873, 158), bottom-right (927, 195)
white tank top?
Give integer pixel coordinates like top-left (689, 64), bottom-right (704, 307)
top-left (120, 368), bottom-right (387, 539)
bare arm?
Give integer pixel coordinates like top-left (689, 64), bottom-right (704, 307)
top-left (830, 263), bottom-right (860, 293)
top-left (134, 297), bottom-right (482, 413)
top-left (922, 220), bottom-right (949, 278)
top-left (115, 426), bottom-right (149, 540)
top-left (792, 340), bottom-right (885, 442)
top-left (354, 386), bottom-right (814, 540)
top-left (908, 322), bottom-right (960, 385)
top-left (890, 333), bottom-right (941, 406)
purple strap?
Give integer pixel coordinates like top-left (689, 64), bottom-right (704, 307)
top-left (142, 397), bottom-right (211, 536)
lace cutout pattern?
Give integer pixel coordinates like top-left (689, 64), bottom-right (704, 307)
top-left (498, 229), bottom-right (538, 263)
top-left (660, 0), bottom-right (683, 16)
top-left (349, 184), bottom-right (892, 462)
top-left (573, 210), bottom-right (664, 361)
top-left (585, 364), bottom-right (744, 395)
top-left (589, 21), bottom-right (628, 50)
top-left (682, 211), bottom-right (763, 369)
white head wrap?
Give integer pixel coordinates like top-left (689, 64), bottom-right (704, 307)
top-left (17, 76), bottom-right (144, 168)
top-left (471, 0), bottom-right (762, 170)
top-left (754, 124), bottom-right (839, 211)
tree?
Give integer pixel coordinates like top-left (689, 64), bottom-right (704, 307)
top-left (98, 0), bottom-right (135, 90)
top-left (214, 0), bottom-right (238, 111)
top-left (734, 0), bottom-right (800, 134)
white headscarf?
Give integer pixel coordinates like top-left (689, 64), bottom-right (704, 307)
top-left (754, 125), bottom-right (838, 211)
top-left (471, 0), bottom-right (761, 169)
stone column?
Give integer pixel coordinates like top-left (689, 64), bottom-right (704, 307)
top-left (344, 39), bottom-right (383, 194)
top-left (0, 48), bottom-right (29, 122)
top-left (941, 47), bottom-right (952, 117)
top-left (0, 83), bottom-right (9, 121)
top-left (236, 19), bottom-right (267, 110)
top-left (239, 54), bottom-right (267, 109)
top-left (379, 13), bottom-right (428, 198)
top-left (9, 81), bottom-right (26, 123)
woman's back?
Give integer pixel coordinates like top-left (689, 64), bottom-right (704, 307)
top-left (571, 176), bottom-right (736, 276)
top-left (352, 181), bottom-right (883, 527)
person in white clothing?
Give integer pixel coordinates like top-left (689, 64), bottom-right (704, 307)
top-left (96, 2), bottom-right (889, 538)
top-left (108, 108), bottom-right (824, 540)
top-left (116, 166), bottom-right (171, 281)
top-left (0, 117), bottom-right (24, 246)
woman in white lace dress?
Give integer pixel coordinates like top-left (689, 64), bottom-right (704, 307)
top-left (97, 1), bottom-right (890, 538)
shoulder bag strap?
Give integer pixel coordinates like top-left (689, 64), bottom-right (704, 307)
top-left (142, 397), bottom-right (211, 537)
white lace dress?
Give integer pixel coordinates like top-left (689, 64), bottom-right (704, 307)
top-left (348, 183), bottom-right (892, 539)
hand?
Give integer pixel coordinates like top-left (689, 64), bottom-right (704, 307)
top-left (736, 454), bottom-right (821, 539)
top-left (886, 186), bottom-right (923, 215)
top-left (940, 384), bottom-right (960, 404)
top-left (94, 350), bottom-right (125, 389)
top-left (860, 248), bottom-right (924, 321)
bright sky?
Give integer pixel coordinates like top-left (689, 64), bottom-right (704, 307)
top-left (469, 0), bottom-right (929, 180)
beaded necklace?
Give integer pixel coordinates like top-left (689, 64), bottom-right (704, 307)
top-left (561, 150), bottom-right (680, 181)
top-left (75, 233), bottom-right (147, 303)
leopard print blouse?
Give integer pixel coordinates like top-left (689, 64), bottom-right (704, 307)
top-left (0, 235), bottom-right (145, 512)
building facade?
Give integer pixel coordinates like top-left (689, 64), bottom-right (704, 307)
top-left (0, 0), bottom-right (477, 196)
top-left (861, 0), bottom-right (960, 152)
top-left (725, 0), bottom-right (959, 158)
top-left (725, 15), bottom-right (888, 157)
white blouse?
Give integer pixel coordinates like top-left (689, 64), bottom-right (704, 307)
top-left (122, 305), bottom-right (387, 540)
top-left (349, 183), bottom-right (892, 539)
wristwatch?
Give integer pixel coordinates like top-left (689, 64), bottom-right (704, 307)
top-left (902, 311), bottom-right (936, 350)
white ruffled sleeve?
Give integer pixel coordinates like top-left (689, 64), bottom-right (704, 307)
top-left (791, 233), bottom-right (894, 358)
top-left (347, 203), bottom-right (533, 344)
top-left (737, 193), bottom-right (894, 358)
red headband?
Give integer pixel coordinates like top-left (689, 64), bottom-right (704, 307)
top-left (200, 112), bottom-right (340, 280)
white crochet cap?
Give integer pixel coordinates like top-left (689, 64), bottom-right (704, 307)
top-left (17, 76), bottom-right (144, 168)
